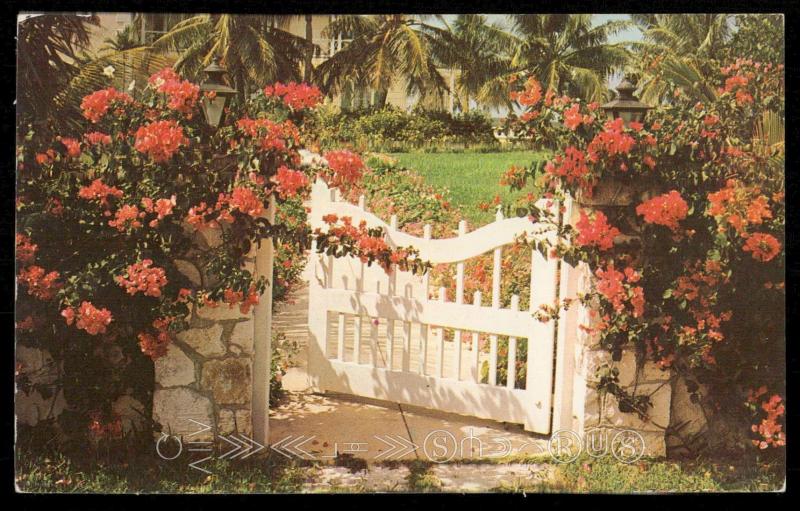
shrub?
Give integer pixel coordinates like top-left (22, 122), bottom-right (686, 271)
top-left (505, 59), bottom-right (785, 455)
top-left (15, 72), bottom-right (424, 449)
top-left (312, 106), bottom-right (497, 152)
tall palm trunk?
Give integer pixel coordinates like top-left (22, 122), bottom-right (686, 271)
top-left (373, 88), bottom-right (388, 109)
top-left (304, 15), bottom-right (313, 81)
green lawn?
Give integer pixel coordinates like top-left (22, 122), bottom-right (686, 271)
top-left (390, 151), bottom-right (549, 226)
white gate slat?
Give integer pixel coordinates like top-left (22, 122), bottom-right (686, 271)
top-left (489, 210), bottom-right (503, 387)
top-left (454, 220), bottom-right (467, 381)
top-left (436, 287), bottom-right (446, 378)
top-left (507, 294), bottom-right (519, 389)
top-left (337, 313), bottom-right (345, 361)
top-left (472, 291), bottom-right (481, 383)
top-left (402, 320), bottom-right (411, 372)
top-left (386, 215), bottom-right (399, 371)
top-left (419, 321), bottom-right (429, 375)
top-left (353, 315), bottom-right (362, 365)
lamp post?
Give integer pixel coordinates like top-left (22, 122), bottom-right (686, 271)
top-left (601, 78), bottom-right (651, 127)
top-left (198, 58), bottom-right (238, 128)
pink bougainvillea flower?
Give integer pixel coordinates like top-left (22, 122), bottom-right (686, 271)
top-left (636, 191), bottom-right (689, 231)
top-left (116, 259), bottom-right (168, 297)
top-left (324, 150), bottom-right (366, 187)
top-left (17, 265), bottom-right (61, 300)
top-left (575, 210), bottom-right (620, 251)
top-left (134, 120), bottom-right (188, 162)
top-left (743, 233), bottom-right (781, 262)
top-left (263, 82), bottom-right (323, 110)
top-left (273, 165), bottom-right (309, 198)
top-left (80, 87), bottom-right (133, 123)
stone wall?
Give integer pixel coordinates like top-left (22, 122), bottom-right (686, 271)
top-left (152, 237), bottom-right (257, 442)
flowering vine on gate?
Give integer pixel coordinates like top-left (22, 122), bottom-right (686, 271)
top-left (502, 59), bottom-right (785, 453)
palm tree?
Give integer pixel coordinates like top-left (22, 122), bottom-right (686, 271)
top-left (16, 14), bottom-right (98, 130)
top-left (433, 14), bottom-right (630, 108)
top-left (424, 14), bottom-right (512, 111)
top-left (149, 14), bottom-right (312, 99)
top-left (628, 14), bottom-right (733, 104)
top-left (313, 15), bottom-right (449, 109)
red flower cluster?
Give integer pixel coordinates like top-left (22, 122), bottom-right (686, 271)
top-left (223, 286), bottom-right (260, 314)
top-left (707, 179), bottom-right (774, 237)
top-left (78, 179), bottom-right (124, 208)
top-left (85, 131), bottom-right (112, 146)
top-left (236, 117), bottom-right (300, 154)
top-left (80, 87), bottom-right (133, 123)
top-left (575, 210), bottom-right (620, 251)
top-left (149, 68), bottom-right (200, 114)
top-left (510, 77), bottom-right (543, 107)
top-left (743, 233), bottom-right (781, 262)
top-left (35, 149), bottom-right (57, 165)
top-left (587, 118), bottom-right (636, 161)
top-left (62, 301), bottom-right (113, 335)
top-left (595, 263), bottom-right (645, 318)
top-left (18, 265), bottom-right (61, 300)
top-left (16, 233), bottom-right (37, 264)
top-left (316, 215), bottom-right (414, 274)
top-left (186, 202), bottom-right (219, 230)
top-left (141, 195), bottom-right (176, 227)
top-left (273, 165), bottom-right (309, 198)
top-left (544, 146), bottom-right (590, 187)
top-left (563, 103), bottom-right (595, 131)
top-left (672, 259), bottom-right (732, 344)
top-left (499, 164), bottom-right (527, 189)
top-left (108, 204), bottom-right (143, 231)
top-left (225, 186), bottom-right (264, 217)
top-left (134, 120), bottom-right (188, 162)
top-left (749, 388), bottom-right (786, 449)
top-left (324, 150), bottom-right (366, 188)
top-left (263, 82), bottom-right (323, 110)
top-left (138, 332), bottom-right (168, 360)
top-left (138, 317), bottom-right (174, 360)
top-left (59, 137), bottom-right (81, 158)
top-left (116, 259), bottom-right (168, 297)
top-left (635, 191), bottom-right (689, 231)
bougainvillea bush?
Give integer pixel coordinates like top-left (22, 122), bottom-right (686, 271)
top-left (15, 70), bottom-right (425, 447)
top-left (504, 60), bottom-right (784, 455)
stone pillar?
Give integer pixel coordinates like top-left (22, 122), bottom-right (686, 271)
top-left (557, 183), bottom-right (672, 458)
top-left (153, 228), bottom-right (262, 442)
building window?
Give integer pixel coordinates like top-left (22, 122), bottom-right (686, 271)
top-left (141, 13), bottom-right (193, 45)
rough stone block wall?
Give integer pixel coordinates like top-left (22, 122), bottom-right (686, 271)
top-left (152, 243), bottom-right (256, 442)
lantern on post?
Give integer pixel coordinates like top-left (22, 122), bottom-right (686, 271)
top-left (199, 58), bottom-right (238, 128)
top-left (601, 78), bottom-right (651, 126)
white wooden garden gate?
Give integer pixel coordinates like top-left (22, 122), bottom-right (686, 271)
top-left (306, 178), bottom-right (576, 435)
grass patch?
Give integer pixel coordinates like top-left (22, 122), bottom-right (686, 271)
top-left (15, 449), bottom-right (309, 494)
top-left (390, 151), bottom-right (548, 226)
top-left (501, 455), bottom-right (785, 494)
top-left (404, 460), bottom-right (442, 492)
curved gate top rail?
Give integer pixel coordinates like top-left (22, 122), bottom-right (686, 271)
top-left (309, 179), bottom-right (561, 264)
top-left (306, 177), bottom-right (575, 435)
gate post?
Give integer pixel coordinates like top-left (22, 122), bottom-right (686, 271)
top-left (554, 189), bottom-right (673, 458)
top-left (252, 195), bottom-right (276, 447)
